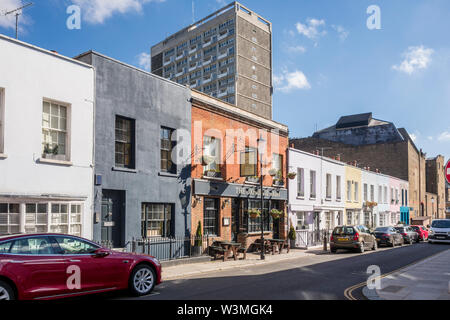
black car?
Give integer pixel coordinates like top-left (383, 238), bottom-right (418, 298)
top-left (374, 227), bottom-right (404, 247)
top-left (394, 226), bottom-right (419, 244)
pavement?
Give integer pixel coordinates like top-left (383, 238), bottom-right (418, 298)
top-left (364, 247), bottom-right (450, 300)
top-left (162, 246), bottom-right (326, 281)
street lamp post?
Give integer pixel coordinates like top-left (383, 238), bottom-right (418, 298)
top-left (258, 136), bottom-right (266, 260)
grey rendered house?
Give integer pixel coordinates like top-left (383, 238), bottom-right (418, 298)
top-left (75, 51), bottom-right (192, 248)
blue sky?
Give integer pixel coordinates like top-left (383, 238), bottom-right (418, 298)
top-left (1, 0), bottom-right (449, 161)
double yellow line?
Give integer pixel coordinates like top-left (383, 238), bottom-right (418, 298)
top-left (344, 248), bottom-right (449, 300)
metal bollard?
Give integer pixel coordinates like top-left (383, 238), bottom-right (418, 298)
top-left (323, 231), bottom-right (328, 251)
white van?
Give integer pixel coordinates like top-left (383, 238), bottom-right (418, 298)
top-left (428, 219), bottom-right (450, 244)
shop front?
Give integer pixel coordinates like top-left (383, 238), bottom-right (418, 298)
top-left (400, 207), bottom-right (410, 225)
top-left (193, 179), bottom-right (288, 248)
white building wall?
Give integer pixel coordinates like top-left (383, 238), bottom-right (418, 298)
top-left (361, 169), bottom-right (380, 227)
top-left (288, 149), bottom-right (345, 232)
top-left (0, 35), bottom-right (94, 239)
top-left (376, 174), bottom-right (392, 227)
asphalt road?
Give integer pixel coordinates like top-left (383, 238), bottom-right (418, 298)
top-left (102, 242), bottom-right (449, 300)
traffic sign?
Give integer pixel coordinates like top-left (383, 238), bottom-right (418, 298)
top-left (445, 160), bottom-right (450, 184)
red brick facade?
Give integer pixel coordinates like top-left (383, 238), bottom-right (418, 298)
top-left (191, 91), bottom-right (289, 249)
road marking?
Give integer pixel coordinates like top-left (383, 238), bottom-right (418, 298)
top-left (344, 248), bottom-right (449, 300)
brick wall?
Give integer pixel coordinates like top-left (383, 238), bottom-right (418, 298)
top-left (191, 102), bottom-right (289, 247)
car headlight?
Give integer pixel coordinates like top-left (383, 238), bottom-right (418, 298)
top-left (429, 230), bottom-right (434, 235)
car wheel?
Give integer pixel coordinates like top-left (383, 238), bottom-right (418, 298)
top-left (358, 243), bottom-right (365, 253)
top-left (372, 241), bottom-right (377, 251)
top-left (129, 264), bottom-right (156, 297)
top-left (416, 237), bottom-right (420, 243)
top-left (330, 248), bottom-right (337, 253)
top-left (0, 280), bottom-right (15, 301)
top-left (399, 238), bottom-right (404, 246)
top-left (389, 238), bottom-right (395, 247)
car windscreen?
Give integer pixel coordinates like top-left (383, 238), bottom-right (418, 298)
top-left (394, 227), bottom-right (405, 232)
top-left (411, 226), bottom-right (419, 231)
top-left (333, 227), bottom-right (355, 235)
top-left (375, 227), bottom-right (390, 232)
top-left (431, 220), bottom-right (450, 229)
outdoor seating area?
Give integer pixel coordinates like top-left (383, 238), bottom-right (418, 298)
top-left (209, 240), bottom-right (247, 261)
top-left (253, 238), bottom-right (290, 255)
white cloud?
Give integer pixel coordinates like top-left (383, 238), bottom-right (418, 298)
top-left (295, 18), bottom-right (326, 41)
top-left (0, 0), bottom-right (31, 30)
top-left (137, 52), bottom-right (151, 71)
top-left (274, 70), bottom-right (311, 93)
top-left (438, 131), bottom-right (450, 142)
top-left (71, 0), bottom-right (165, 24)
top-left (392, 46), bottom-right (434, 75)
top-left (286, 45), bottom-right (306, 54)
top-left (332, 25), bottom-right (349, 41)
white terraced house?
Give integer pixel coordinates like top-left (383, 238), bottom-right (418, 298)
top-left (0, 35), bottom-right (95, 239)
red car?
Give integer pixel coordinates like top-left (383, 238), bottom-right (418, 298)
top-left (410, 225), bottom-right (429, 241)
top-left (0, 233), bottom-right (161, 300)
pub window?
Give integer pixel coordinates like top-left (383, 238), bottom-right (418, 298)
top-left (141, 203), bottom-right (173, 238)
top-left (203, 136), bottom-right (221, 174)
top-left (363, 183), bottom-right (368, 202)
top-left (246, 199), bottom-right (271, 233)
top-left (272, 153), bottom-right (283, 178)
top-left (354, 182), bottom-right (359, 202)
top-left (115, 116), bottom-right (135, 169)
top-left (203, 198), bottom-right (219, 236)
top-left (240, 147), bottom-right (257, 177)
top-left (161, 127), bottom-right (176, 174)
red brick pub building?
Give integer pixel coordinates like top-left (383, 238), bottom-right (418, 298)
top-left (190, 91), bottom-right (289, 249)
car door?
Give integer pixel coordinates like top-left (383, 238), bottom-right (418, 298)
top-left (4, 236), bottom-right (68, 300)
top-left (51, 235), bottom-right (127, 294)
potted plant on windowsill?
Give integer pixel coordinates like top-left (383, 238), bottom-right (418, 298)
top-left (247, 209), bottom-right (261, 219)
top-left (246, 176), bottom-right (260, 184)
top-left (42, 144), bottom-right (65, 161)
top-left (270, 208), bottom-right (283, 220)
top-left (205, 168), bottom-right (221, 178)
top-left (273, 178), bottom-right (284, 187)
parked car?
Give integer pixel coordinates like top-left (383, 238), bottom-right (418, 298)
top-left (374, 227), bottom-right (404, 247)
top-left (410, 225), bottom-right (429, 241)
top-left (428, 219), bottom-right (450, 244)
top-left (0, 233), bottom-right (162, 300)
top-left (330, 225), bottom-right (377, 253)
top-left (394, 226), bottom-right (419, 244)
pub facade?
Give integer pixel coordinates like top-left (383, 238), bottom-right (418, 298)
top-left (190, 91), bottom-right (289, 249)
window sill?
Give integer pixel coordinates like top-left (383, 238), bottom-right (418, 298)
top-left (202, 176), bottom-right (224, 181)
top-left (325, 198), bottom-right (332, 202)
top-left (247, 231), bottom-right (273, 236)
top-left (112, 167), bottom-right (138, 173)
top-left (38, 158), bottom-right (72, 166)
top-left (159, 172), bottom-right (178, 178)
top-left (244, 181), bottom-right (260, 186)
top-left (0, 153), bottom-right (7, 159)
top-left (296, 196), bottom-right (305, 200)
top-left (336, 198), bottom-right (342, 202)
top-left (310, 197), bottom-right (317, 201)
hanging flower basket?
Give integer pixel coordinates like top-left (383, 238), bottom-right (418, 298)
top-left (270, 209), bottom-right (283, 219)
top-left (268, 168), bottom-right (278, 176)
top-left (287, 172), bottom-right (297, 180)
top-left (248, 209), bottom-right (261, 219)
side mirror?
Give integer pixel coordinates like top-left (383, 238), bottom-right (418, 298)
top-left (93, 248), bottom-right (110, 258)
